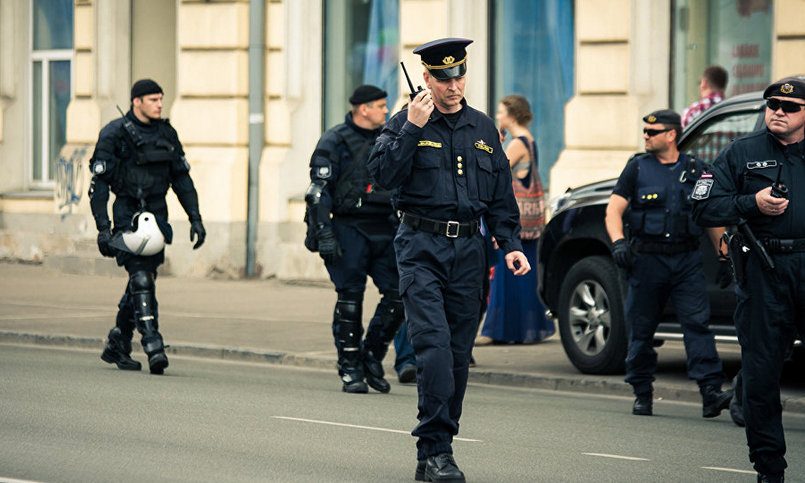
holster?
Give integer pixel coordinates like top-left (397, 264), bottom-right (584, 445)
top-left (725, 231), bottom-right (747, 284)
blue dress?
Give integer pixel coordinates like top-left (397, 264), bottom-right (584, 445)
top-left (481, 136), bottom-right (554, 343)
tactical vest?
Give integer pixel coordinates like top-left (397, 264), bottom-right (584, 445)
top-left (330, 123), bottom-right (392, 215)
top-left (115, 120), bottom-right (182, 200)
top-left (627, 154), bottom-right (704, 242)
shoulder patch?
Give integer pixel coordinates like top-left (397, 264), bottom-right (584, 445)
top-left (691, 178), bottom-right (714, 200)
top-left (317, 165), bottom-right (331, 179)
top-left (746, 160), bottom-right (777, 170)
top-left (418, 140), bottom-right (442, 148)
top-left (92, 160), bottom-right (107, 175)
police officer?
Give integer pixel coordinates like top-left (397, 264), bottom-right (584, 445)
top-left (604, 109), bottom-right (732, 418)
top-left (692, 77), bottom-right (805, 483)
top-left (368, 38), bottom-right (529, 482)
top-left (305, 85), bottom-right (410, 394)
top-left (91, 79), bottom-right (205, 375)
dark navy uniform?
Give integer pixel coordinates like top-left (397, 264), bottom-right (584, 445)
top-left (614, 152), bottom-right (726, 396)
top-left (691, 79), bottom-right (805, 479)
top-left (90, 79), bottom-right (204, 375)
top-left (368, 44), bottom-right (521, 470)
top-left (305, 88), bottom-right (407, 394)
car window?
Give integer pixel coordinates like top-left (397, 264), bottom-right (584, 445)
top-left (683, 111), bottom-right (760, 164)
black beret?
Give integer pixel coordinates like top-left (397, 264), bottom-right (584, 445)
top-left (643, 109), bottom-right (681, 126)
top-left (413, 37), bottom-right (473, 80)
top-left (763, 77), bottom-right (805, 100)
top-left (131, 79), bottom-right (163, 101)
top-left (348, 85), bottom-right (387, 105)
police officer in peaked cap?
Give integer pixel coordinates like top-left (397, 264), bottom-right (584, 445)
top-left (90, 79), bottom-right (205, 375)
top-left (368, 38), bottom-right (529, 482)
top-left (693, 77), bottom-right (805, 483)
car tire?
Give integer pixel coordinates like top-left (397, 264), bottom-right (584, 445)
top-left (557, 256), bottom-right (628, 375)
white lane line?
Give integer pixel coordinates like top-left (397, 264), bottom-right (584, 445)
top-left (702, 466), bottom-right (756, 475)
top-left (0, 477), bottom-right (46, 483)
top-left (272, 416), bottom-right (482, 443)
top-left (581, 452), bottom-right (649, 461)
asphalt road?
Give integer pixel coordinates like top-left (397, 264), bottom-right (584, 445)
top-left (1, 345), bottom-right (803, 483)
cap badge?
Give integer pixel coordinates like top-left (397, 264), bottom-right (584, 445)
top-left (781, 83), bottom-right (795, 94)
top-left (647, 115), bottom-right (657, 123)
top-left (442, 56), bottom-right (455, 65)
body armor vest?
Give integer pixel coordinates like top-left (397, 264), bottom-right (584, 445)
top-left (330, 123), bottom-right (392, 215)
top-left (114, 121), bottom-right (182, 200)
top-left (627, 154), bottom-right (703, 242)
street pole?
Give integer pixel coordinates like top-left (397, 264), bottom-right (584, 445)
top-left (246, 0), bottom-right (265, 278)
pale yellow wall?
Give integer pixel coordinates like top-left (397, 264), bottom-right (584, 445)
top-left (132, 0), bottom-right (177, 112)
top-left (773, 0), bottom-right (805, 79)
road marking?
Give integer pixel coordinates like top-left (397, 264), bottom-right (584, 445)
top-left (0, 477), bottom-right (45, 483)
top-left (702, 466), bottom-right (755, 475)
top-left (272, 416), bottom-right (482, 442)
top-left (581, 452), bottom-right (649, 461)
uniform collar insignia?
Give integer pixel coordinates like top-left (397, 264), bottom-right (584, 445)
top-left (474, 139), bottom-right (493, 154)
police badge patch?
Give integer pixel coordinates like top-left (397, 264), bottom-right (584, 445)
top-left (317, 165), bottom-right (331, 179)
top-left (92, 160), bottom-right (107, 175)
top-left (691, 178), bottom-right (714, 200)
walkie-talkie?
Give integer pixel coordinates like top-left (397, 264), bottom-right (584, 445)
top-left (400, 62), bottom-right (423, 100)
top-left (116, 105), bottom-right (145, 148)
top-left (770, 164), bottom-right (788, 199)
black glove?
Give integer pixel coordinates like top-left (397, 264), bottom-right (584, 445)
top-left (716, 258), bottom-right (733, 289)
top-left (316, 226), bottom-right (341, 265)
top-left (611, 238), bottom-right (634, 269)
top-left (190, 220), bottom-right (206, 249)
top-left (97, 228), bottom-right (116, 258)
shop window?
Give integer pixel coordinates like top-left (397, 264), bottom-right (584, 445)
top-left (672, 0), bottom-right (772, 112)
top-left (323, 0), bottom-right (399, 130)
top-left (31, 0), bottom-right (73, 185)
top-left (490, 0), bottom-right (574, 187)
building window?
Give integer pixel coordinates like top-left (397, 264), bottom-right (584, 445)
top-left (490, 0), bottom-right (574, 187)
top-left (323, 0), bottom-right (399, 130)
top-left (672, 0), bottom-right (772, 112)
top-left (31, 0), bottom-right (73, 185)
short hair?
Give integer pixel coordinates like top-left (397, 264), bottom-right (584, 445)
top-left (499, 95), bottom-right (533, 126)
top-left (703, 66), bottom-right (728, 92)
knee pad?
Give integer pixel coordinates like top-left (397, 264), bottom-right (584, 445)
top-left (129, 271), bottom-right (159, 333)
top-left (128, 270), bottom-right (155, 294)
top-left (334, 292), bottom-right (363, 350)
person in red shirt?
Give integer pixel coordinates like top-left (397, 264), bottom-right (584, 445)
top-left (682, 65), bottom-right (728, 128)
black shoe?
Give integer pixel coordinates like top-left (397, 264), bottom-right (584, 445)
top-left (632, 395), bottom-right (653, 416)
top-left (100, 328), bottom-right (141, 371)
top-left (363, 351), bottom-right (391, 393)
top-left (415, 460), bottom-right (426, 481)
top-left (148, 351), bottom-right (169, 375)
top-left (398, 364), bottom-right (417, 384)
top-left (419, 454), bottom-right (465, 482)
top-left (701, 384), bottom-right (733, 418)
top-left (340, 368), bottom-right (368, 393)
top-left (757, 473), bottom-right (784, 482)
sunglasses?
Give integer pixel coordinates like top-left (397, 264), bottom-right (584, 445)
top-left (766, 98), bottom-right (805, 113)
top-left (643, 128), bottom-right (672, 137)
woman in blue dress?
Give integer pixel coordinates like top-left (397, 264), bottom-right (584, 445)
top-left (476, 95), bottom-right (554, 344)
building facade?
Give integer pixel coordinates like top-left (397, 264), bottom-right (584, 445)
top-left (0, 0), bottom-right (803, 279)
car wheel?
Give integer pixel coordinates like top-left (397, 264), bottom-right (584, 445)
top-left (557, 256), bottom-right (628, 375)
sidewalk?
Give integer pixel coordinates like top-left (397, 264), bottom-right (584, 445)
top-left (1, 261), bottom-right (803, 413)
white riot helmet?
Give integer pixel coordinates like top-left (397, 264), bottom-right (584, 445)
top-left (110, 211), bottom-right (166, 256)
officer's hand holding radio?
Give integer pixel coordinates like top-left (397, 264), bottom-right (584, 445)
top-left (755, 186), bottom-right (789, 216)
top-left (407, 89), bottom-right (434, 128)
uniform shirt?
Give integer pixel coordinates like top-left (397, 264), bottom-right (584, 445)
top-left (681, 92), bottom-right (724, 128)
top-left (692, 130), bottom-right (805, 239)
top-left (368, 100), bottom-right (523, 253)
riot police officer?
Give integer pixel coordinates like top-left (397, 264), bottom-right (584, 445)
top-left (692, 77), bottom-right (805, 483)
top-left (91, 79), bottom-right (205, 375)
top-left (604, 109), bottom-right (732, 417)
top-left (368, 38), bottom-right (529, 482)
top-left (305, 85), bottom-right (409, 394)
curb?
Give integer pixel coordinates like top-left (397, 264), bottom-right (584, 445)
top-left (2, 330), bottom-right (803, 414)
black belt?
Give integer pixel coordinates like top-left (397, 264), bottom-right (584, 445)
top-left (400, 212), bottom-right (479, 238)
top-left (763, 238), bottom-right (805, 253)
top-left (634, 239), bottom-right (699, 255)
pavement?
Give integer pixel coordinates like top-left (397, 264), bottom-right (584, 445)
top-left (1, 261), bottom-right (804, 413)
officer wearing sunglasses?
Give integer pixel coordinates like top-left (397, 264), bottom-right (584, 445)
top-left (692, 77), bottom-right (805, 483)
top-left (605, 109), bottom-right (732, 420)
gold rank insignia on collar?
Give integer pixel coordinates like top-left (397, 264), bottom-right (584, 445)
top-left (418, 140), bottom-right (442, 148)
top-left (647, 115), bottom-right (657, 123)
top-left (474, 139), bottom-right (493, 154)
top-left (781, 83), bottom-right (795, 94)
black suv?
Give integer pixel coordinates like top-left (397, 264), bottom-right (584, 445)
top-left (538, 90), bottom-right (802, 375)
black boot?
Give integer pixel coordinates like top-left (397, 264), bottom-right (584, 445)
top-left (701, 384), bottom-right (733, 418)
top-left (418, 454), bottom-right (465, 482)
top-left (362, 349), bottom-right (391, 393)
top-left (340, 353), bottom-right (368, 394)
top-left (100, 328), bottom-right (141, 371)
top-left (333, 295), bottom-right (367, 393)
top-left (757, 473), bottom-right (784, 482)
top-left (129, 271), bottom-right (169, 375)
top-left (632, 394), bottom-right (653, 416)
